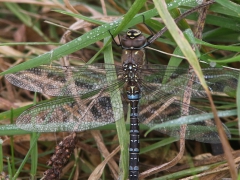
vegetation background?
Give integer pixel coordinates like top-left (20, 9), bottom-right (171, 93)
top-left (0, 0), bottom-right (240, 179)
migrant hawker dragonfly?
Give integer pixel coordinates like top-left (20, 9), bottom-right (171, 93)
top-left (5, 29), bottom-right (238, 179)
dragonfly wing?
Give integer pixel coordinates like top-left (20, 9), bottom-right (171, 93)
top-left (139, 88), bottom-right (230, 143)
top-left (141, 64), bottom-right (239, 98)
top-left (5, 64), bottom-right (123, 96)
top-left (141, 65), bottom-right (203, 99)
top-left (200, 68), bottom-right (238, 97)
top-left (16, 92), bottom-right (124, 132)
top-left (139, 64), bottom-right (234, 143)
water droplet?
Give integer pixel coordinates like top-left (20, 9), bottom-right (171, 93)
top-left (210, 62), bottom-right (216, 67)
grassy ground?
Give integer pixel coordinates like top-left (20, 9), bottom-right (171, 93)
top-left (0, 0), bottom-right (240, 179)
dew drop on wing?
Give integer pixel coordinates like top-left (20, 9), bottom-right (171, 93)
top-left (28, 68), bottom-right (42, 76)
top-left (98, 97), bottom-right (112, 108)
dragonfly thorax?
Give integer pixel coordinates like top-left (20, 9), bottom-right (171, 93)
top-left (123, 63), bottom-right (140, 82)
top-left (120, 29), bottom-right (147, 49)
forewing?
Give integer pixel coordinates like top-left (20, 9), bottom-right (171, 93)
top-left (141, 64), bottom-right (239, 98)
top-left (5, 64), bottom-right (123, 96)
top-left (201, 68), bottom-right (238, 96)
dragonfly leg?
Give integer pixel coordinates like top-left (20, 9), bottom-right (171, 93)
top-left (141, 15), bottom-right (155, 46)
top-left (108, 30), bottom-right (122, 47)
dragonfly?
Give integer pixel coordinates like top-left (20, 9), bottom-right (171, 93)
top-left (5, 30), bottom-right (239, 179)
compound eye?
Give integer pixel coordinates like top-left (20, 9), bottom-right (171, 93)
top-left (134, 32), bottom-right (140, 36)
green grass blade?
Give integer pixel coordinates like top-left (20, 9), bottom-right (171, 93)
top-left (104, 37), bottom-right (128, 180)
top-left (195, 38), bottom-right (240, 52)
top-left (30, 93), bottom-right (38, 179)
top-left (30, 133), bottom-right (38, 179)
top-left (4, 2), bottom-right (32, 26)
top-left (10, 109), bottom-right (16, 175)
top-left (53, 10), bottom-right (106, 25)
top-left (216, 0), bottom-right (240, 14)
top-left (237, 73), bottom-right (240, 136)
top-left (146, 109), bottom-right (237, 134)
top-left (13, 133), bottom-right (40, 180)
top-left (7, 157), bottom-right (12, 179)
top-left (140, 137), bottom-right (178, 154)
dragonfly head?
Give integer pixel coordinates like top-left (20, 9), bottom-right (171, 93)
top-left (121, 29), bottom-right (147, 49)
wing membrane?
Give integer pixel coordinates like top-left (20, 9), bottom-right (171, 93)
top-left (5, 64), bottom-right (123, 96)
top-left (140, 64), bottom-right (238, 98)
top-left (16, 91), bottom-right (124, 132)
top-left (139, 97), bottom-right (230, 143)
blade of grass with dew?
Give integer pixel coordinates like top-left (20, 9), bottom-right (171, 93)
top-left (104, 37), bottom-right (128, 180)
top-left (146, 109), bottom-right (237, 134)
